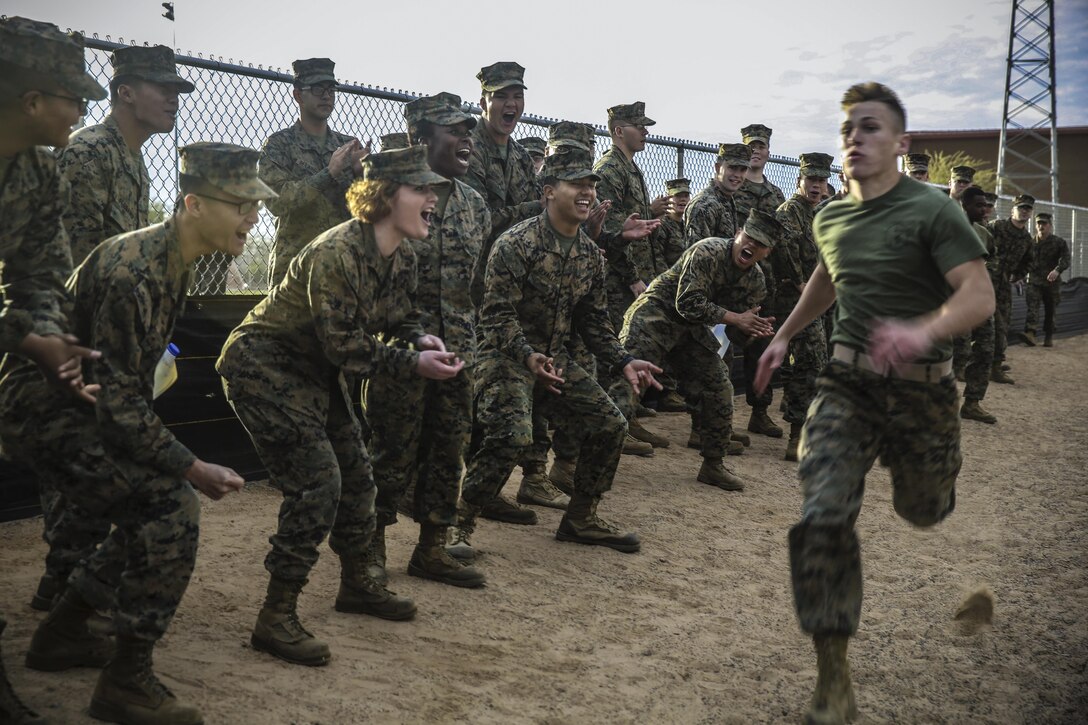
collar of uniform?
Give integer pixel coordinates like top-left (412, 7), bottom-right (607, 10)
top-left (602, 145), bottom-right (638, 174)
top-left (540, 212), bottom-right (585, 258)
top-left (357, 218), bottom-right (409, 274)
top-left (161, 214), bottom-right (189, 281)
top-left (102, 113), bottom-right (143, 163)
top-left (290, 120), bottom-right (342, 151)
top-left (4, 147), bottom-right (46, 197)
top-left (710, 181), bottom-right (734, 204)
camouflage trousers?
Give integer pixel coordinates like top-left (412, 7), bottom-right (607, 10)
top-left (789, 361), bottom-right (961, 636)
top-left (463, 353), bottom-right (627, 506)
top-left (780, 316), bottom-right (828, 424)
top-left (604, 271), bottom-right (637, 332)
top-left (521, 337), bottom-right (597, 471)
top-left (615, 300), bottom-right (734, 458)
top-left (727, 327), bottom-right (774, 410)
top-left (225, 379), bottom-right (375, 583)
top-left (36, 483), bottom-right (120, 612)
top-left (963, 315), bottom-right (995, 401)
top-left (993, 279), bottom-right (1013, 363)
top-left (363, 368), bottom-right (471, 528)
top-left (952, 334), bottom-right (971, 374)
top-left (5, 421), bottom-right (199, 642)
top-left (1025, 282), bottom-right (1060, 335)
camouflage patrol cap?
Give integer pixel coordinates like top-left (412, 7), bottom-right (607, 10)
top-left (179, 142), bottom-right (277, 201)
top-left (799, 152), bottom-right (834, 178)
top-left (0, 17), bottom-right (107, 101)
top-left (477, 62), bottom-right (526, 92)
top-left (608, 101), bottom-right (656, 127)
top-left (111, 45), bottom-right (195, 93)
top-left (540, 148), bottom-right (600, 183)
top-left (904, 153), bottom-right (930, 172)
top-left (741, 209), bottom-right (785, 249)
top-left (380, 132), bottom-right (409, 151)
top-left (361, 145), bottom-right (449, 186)
top-left (1034, 212), bottom-right (1052, 222)
top-left (716, 143), bottom-right (752, 167)
top-left (404, 92), bottom-right (476, 130)
top-left (951, 165), bottom-right (976, 182)
top-left (548, 121), bottom-right (597, 152)
top-left (741, 124), bottom-right (773, 145)
top-left (292, 58), bottom-right (337, 86)
top-left (521, 137), bottom-right (547, 157)
top-left (665, 178), bottom-right (691, 196)
top-left (1013, 193), bottom-right (1035, 208)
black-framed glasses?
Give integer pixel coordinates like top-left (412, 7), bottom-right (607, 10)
top-left (301, 83), bottom-right (337, 97)
top-left (37, 91), bottom-right (88, 114)
top-left (194, 194), bottom-right (264, 215)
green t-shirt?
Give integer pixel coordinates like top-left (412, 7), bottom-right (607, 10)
top-left (814, 176), bottom-right (986, 363)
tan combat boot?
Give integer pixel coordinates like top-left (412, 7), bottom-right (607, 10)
top-left (336, 557), bottom-right (417, 621)
top-left (989, 362), bottom-right (1015, 385)
top-left (628, 418), bottom-right (670, 448)
top-left (548, 458), bottom-right (576, 496)
top-left (1, 618), bottom-right (46, 724)
top-left (805, 635), bottom-right (858, 724)
top-left (622, 434), bottom-right (654, 457)
top-left (408, 524), bottom-right (486, 588)
top-left (686, 427), bottom-right (702, 450)
top-left (445, 501), bottom-right (480, 563)
top-left (25, 589), bottom-right (112, 672)
top-left (747, 406), bottom-right (783, 438)
top-left (961, 399), bottom-right (997, 424)
top-left (657, 390), bottom-right (688, 412)
top-left (89, 636), bottom-right (203, 725)
top-left (1023, 330), bottom-right (1036, 346)
top-left (696, 458), bottom-right (746, 491)
top-left (480, 494), bottom-right (538, 525)
top-left (731, 431), bottom-right (751, 447)
top-left (784, 422), bottom-right (804, 462)
top-left (252, 577), bottom-right (330, 666)
top-left (517, 470), bottom-right (570, 509)
top-left (556, 493), bottom-right (640, 553)
top-left (361, 525), bottom-right (388, 586)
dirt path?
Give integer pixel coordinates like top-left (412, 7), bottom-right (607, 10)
top-left (2, 336), bottom-right (1086, 724)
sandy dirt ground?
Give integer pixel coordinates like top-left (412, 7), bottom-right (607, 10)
top-left (2, 337), bottom-right (1087, 724)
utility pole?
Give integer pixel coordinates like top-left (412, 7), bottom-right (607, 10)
top-left (996, 0), bottom-right (1058, 203)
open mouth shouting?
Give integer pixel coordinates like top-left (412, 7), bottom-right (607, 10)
top-left (455, 144), bottom-right (472, 169)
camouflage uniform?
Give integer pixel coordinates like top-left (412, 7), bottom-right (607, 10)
top-left (379, 132), bottom-right (409, 151)
top-left (364, 94), bottom-right (490, 528)
top-left (612, 234), bottom-right (768, 458)
top-left (219, 215), bottom-right (428, 581)
top-left (594, 102), bottom-right (666, 329)
top-left (57, 115), bottom-right (150, 265)
top-left (988, 206), bottom-right (1033, 363)
top-left (0, 215), bottom-right (203, 641)
top-left (682, 143), bottom-right (751, 245)
top-left (1024, 221), bottom-right (1070, 338)
top-left (963, 223), bottom-right (997, 402)
top-left (463, 208), bottom-right (632, 507)
top-left (773, 154), bottom-right (832, 425)
top-left (261, 59), bottom-right (357, 288)
top-left (56, 45), bottom-right (194, 266)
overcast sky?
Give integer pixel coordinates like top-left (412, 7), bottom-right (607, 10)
top-left (6, 0), bottom-right (1087, 159)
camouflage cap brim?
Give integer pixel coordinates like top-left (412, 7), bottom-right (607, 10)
top-left (397, 169), bottom-right (451, 187)
top-left (213, 176), bottom-right (279, 202)
top-left (481, 79), bottom-right (526, 92)
top-left (424, 108), bottom-right (478, 129)
top-left (134, 69), bottom-right (196, 93)
top-left (803, 169), bottom-right (832, 179)
top-left (69, 72), bottom-right (109, 102)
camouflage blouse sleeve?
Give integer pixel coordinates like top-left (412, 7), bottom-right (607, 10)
top-left (306, 246), bottom-right (420, 379)
top-left (0, 164), bottom-right (72, 352)
top-left (1057, 237), bottom-right (1071, 273)
top-left (259, 132), bottom-right (350, 220)
top-left (56, 141), bottom-right (111, 262)
top-left (479, 234), bottom-right (535, 364)
top-left (593, 165), bottom-right (640, 286)
top-left (683, 196), bottom-right (717, 246)
top-left (572, 254), bottom-right (627, 371)
top-left (674, 244), bottom-right (729, 325)
top-left (91, 274), bottom-right (197, 475)
top-left (773, 203), bottom-right (805, 289)
top-left (593, 228), bottom-right (638, 285)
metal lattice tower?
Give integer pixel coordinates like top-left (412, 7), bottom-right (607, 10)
top-left (997, 0), bottom-right (1059, 202)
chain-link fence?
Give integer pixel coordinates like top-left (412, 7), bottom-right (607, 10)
top-left (76, 36), bottom-right (1088, 293)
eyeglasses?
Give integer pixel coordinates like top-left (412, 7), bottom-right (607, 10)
top-left (302, 83), bottom-right (337, 97)
top-left (37, 91), bottom-right (88, 114)
top-left (194, 194), bottom-right (264, 215)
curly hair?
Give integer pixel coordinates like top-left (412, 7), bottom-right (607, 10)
top-left (345, 178), bottom-right (398, 224)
